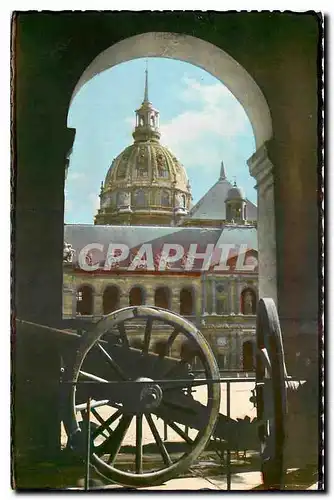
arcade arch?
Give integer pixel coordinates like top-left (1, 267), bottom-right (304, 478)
top-left (76, 284), bottom-right (94, 315)
top-left (129, 286), bottom-right (145, 306)
top-left (180, 287), bottom-right (194, 316)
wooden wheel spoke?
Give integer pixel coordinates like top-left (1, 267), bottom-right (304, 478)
top-left (92, 409), bottom-right (122, 439)
top-left (164, 419), bottom-right (194, 445)
top-left (118, 322), bottom-right (129, 349)
top-left (135, 414), bottom-right (143, 473)
top-left (104, 414), bottom-right (133, 465)
top-left (75, 399), bottom-right (109, 412)
top-left (151, 328), bottom-right (180, 375)
top-left (142, 318), bottom-right (153, 354)
top-left (91, 408), bottom-right (113, 436)
top-left (145, 414), bottom-right (172, 466)
top-left (163, 328), bottom-right (180, 357)
top-left (96, 342), bottom-right (128, 380)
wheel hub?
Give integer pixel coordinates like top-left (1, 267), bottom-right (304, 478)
top-left (138, 377), bottom-right (163, 411)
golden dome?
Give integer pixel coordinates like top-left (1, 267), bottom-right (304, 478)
top-left (95, 68), bottom-right (192, 226)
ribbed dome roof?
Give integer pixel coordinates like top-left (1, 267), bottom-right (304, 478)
top-left (103, 141), bottom-right (189, 192)
top-left (226, 185), bottom-right (245, 200)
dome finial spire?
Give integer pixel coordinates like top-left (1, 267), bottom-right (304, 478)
top-left (219, 160), bottom-right (226, 180)
top-left (143, 59), bottom-right (149, 103)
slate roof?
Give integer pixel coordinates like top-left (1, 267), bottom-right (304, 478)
top-left (186, 178), bottom-right (257, 222)
top-left (64, 224), bottom-right (257, 271)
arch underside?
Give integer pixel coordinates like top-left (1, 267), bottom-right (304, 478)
top-left (70, 32), bottom-right (272, 150)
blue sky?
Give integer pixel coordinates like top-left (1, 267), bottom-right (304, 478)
top-left (65, 57), bottom-right (256, 224)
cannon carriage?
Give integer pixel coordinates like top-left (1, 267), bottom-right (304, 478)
top-left (15, 297), bottom-right (318, 490)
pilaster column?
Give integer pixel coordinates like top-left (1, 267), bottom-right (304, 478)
top-left (228, 336), bottom-right (235, 370)
top-left (120, 291), bottom-right (129, 308)
top-left (248, 143), bottom-right (277, 304)
top-left (62, 286), bottom-right (74, 318)
top-left (229, 279), bottom-right (236, 314)
top-left (94, 293), bottom-right (103, 317)
top-left (194, 287), bottom-right (201, 320)
top-left (235, 332), bottom-right (242, 370)
top-left (201, 274), bottom-right (207, 315)
top-left (171, 289), bottom-right (180, 313)
top-left (145, 289), bottom-right (155, 307)
top-left (236, 280), bottom-right (243, 314)
top-left (71, 288), bottom-right (77, 317)
top-left (211, 278), bottom-right (216, 314)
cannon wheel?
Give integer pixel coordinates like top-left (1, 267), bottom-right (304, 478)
top-left (64, 306), bottom-right (221, 488)
top-left (255, 298), bottom-right (288, 489)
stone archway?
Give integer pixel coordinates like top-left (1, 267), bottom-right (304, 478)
top-left (67, 32), bottom-right (276, 304)
top-left (76, 284), bottom-right (94, 315)
top-left (129, 286), bottom-right (145, 306)
top-left (180, 287), bottom-right (194, 316)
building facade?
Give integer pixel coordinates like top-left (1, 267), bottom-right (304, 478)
top-left (63, 70), bottom-right (259, 372)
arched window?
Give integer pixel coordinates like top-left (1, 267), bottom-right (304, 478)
top-left (129, 286), bottom-right (145, 306)
top-left (161, 190), bottom-right (170, 206)
top-left (180, 288), bottom-right (193, 315)
top-left (181, 194), bottom-right (186, 208)
top-left (76, 285), bottom-right (94, 315)
top-left (134, 189), bottom-right (146, 206)
top-left (242, 341), bottom-right (254, 371)
top-left (155, 287), bottom-right (170, 309)
top-left (103, 286), bottom-right (120, 314)
top-left (117, 191), bottom-right (130, 207)
top-left (241, 288), bottom-right (257, 315)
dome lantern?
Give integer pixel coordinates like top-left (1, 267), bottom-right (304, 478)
top-left (132, 65), bottom-right (161, 143)
top-left (225, 179), bottom-right (247, 223)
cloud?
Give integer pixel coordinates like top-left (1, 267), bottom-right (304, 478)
top-left (157, 77), bottom-right (252, 174)
top-left (161, 79), bottom-right (248, 145)
top-left (67, 171), bottom-right (87, 182)
top-left (180, 76), bottom-right (234, 106)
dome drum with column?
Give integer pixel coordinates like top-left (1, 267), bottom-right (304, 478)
top-left (95, 67), bottom-right (192, 226)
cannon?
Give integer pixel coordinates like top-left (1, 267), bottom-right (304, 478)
top-left (15, 299), bottom-right (318, 490)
